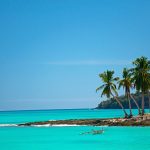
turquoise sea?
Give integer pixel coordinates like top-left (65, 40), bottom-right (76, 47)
top-left (0, 109), bottom-right (150, 150)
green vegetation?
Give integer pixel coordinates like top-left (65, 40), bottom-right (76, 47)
top-left (96, 56), bottom-right (150, 118)
top-left (96, 70), bottom-right (128, 118)
top-left (118, 68), bottom-right (140, 116)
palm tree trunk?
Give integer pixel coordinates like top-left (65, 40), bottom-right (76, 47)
top-left (127, 93), bottom-right (132, 117)
top-left (141, 92), bottom-right (145, 116)
top-left (148, 91), bottom-right (150, 113)
top-left (111, 93), bottom-right (128, 118)
top-left (129, 94), bottom-right (140, 115)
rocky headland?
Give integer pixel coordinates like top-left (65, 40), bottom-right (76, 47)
top-left (96, 93), bottom-right (150, 109)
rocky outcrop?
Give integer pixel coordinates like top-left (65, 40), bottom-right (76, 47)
top-left (18, 115), bottom-right (150, 127)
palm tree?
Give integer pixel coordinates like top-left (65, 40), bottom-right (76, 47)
top-left (148, 91), bottom-right (150, 113)
top-left (118, 68), bottom-right (133, 117)
top-left (96, 70), bottom-right (128, 118)
top-left (148, 61), bottom-right (150, 113)
top-left (129, 94), bottom-right (141, 115)
top-left (118, 68), bottom-right (141, 117)
top-left (132, 56), bottom-right (150, 115)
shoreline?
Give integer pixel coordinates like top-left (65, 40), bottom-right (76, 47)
top-left (18, 115), bottom-right (150, 127)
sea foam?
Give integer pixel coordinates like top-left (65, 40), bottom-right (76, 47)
top-left (0, 124), bottom-right (17, 127)
top-left (31, 124), bottom-right (87, 127)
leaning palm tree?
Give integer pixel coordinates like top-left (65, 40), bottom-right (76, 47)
top-left (96, 70), bottom-right (128, 118)
top-left (148, 90), bottom-right (150, 113)
top-left (118, 68), bottom-right (141, 117)
top-left (147, 61), bottom-right (150, 113)
top-left (129, 93), bottom-right (141, 115)
top-left (132, 56), bottom-right (150, 115)
top-left (118, 68), bottom-right (133, 117)
top-left (147, 73), bottom-right (150, 113)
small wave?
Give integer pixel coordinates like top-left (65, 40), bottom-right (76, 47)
top-left (96, 125), bottom-right (108, 127)
top-left (31, 124), bottom-right (51, 127)
top-left (0, 124), bottom-right (17, 127)
top-left (51, 124), bottom-right (85, 127)
top-left (48, 120), bottom-right (56, 121)
top-left (31, 124), bottom-right (87, 127)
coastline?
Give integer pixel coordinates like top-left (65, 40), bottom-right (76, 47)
top-left (18, 114), bottom-right (150, 127)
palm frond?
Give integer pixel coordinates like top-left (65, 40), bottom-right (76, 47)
top-left (111, 85), bottom-right (118, 96)
top-left (96, 84), bottom-right (105, 92)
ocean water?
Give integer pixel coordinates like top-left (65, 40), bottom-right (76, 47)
top-left (0, 109), bottom-right (150, 150)
top-left (0, 109), bottom-right (149, 124)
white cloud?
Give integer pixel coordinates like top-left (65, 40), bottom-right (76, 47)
top-left (46, 60), bottom-right (131, 66)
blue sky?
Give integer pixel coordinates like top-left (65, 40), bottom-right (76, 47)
top-left (0, 0), bottom-right (150, 110)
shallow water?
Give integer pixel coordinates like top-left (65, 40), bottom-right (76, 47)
top-left (0, 109), bottom-right (149, 150)
top-left (0, 126), bottom-right (150, 150)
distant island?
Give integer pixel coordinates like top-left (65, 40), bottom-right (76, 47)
top-left (96, 93), bottom-right (150, 109)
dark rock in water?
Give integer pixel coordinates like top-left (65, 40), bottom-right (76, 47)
top-left (81, 129), bottom-right (104, 135)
